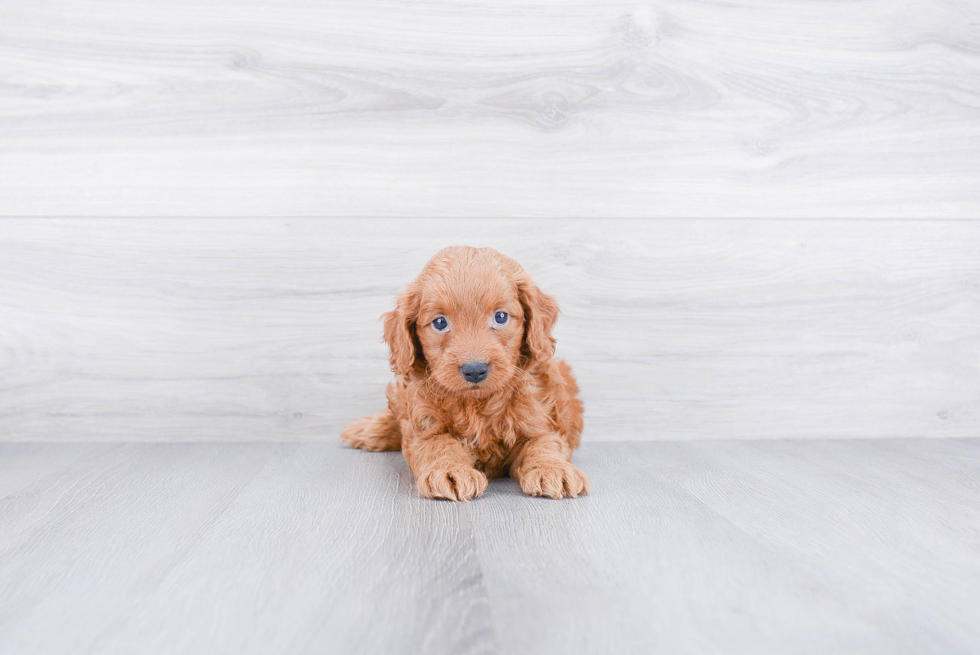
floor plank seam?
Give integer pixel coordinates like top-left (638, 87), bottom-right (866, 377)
top-left (457, 502), bottom-right (504, 655)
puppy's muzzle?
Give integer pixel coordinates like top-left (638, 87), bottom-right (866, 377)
top-left (460, 361), bottom-right (490, 384)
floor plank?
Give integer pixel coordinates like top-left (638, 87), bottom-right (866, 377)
top-left (1, 0), bottom-right (979, 217)
top-left (1, 440), bottom-right (978, 654)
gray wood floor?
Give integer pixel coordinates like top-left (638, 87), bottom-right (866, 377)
top-left (2, 439), bottom-right (979, 655)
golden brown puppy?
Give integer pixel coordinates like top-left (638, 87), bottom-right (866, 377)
top-left (342, 246), bottom-right (588, 501)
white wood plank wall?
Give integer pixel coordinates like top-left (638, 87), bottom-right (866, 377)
top-left (1, 219), bottom-right (976, 442)
top-left (0, 0), bottom-right (978, 442)
top-left (1, 0), bottom-right (979, 217)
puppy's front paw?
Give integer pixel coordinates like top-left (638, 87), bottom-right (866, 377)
top-left (519, 461), bottom-right (590, 499)
top-left (417, 466), bottom-right (488, 501)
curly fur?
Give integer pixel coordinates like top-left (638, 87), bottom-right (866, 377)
top-left (342, 246), bottom-right (588, 501)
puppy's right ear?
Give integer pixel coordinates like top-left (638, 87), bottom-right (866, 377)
top-left (382, 280), bottom-right (423, 376)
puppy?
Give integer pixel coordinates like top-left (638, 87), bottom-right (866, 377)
top-left (342, 246), bottom-right (588, 501)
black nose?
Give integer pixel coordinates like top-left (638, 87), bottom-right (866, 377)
top-left (460, 361), bottom-right (490, 384)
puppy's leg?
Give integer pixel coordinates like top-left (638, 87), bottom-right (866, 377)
top-left (551, 359), bottom-right (584, 450)
top-left (403, 434), bottom-right (488, 501)
top-left (511, 432), bottom-right (589, 499)
top-left (341, 409), bottom-right (402, 451)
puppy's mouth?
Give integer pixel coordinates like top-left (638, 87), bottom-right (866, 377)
top-left (460, 378), bottom-right (490, 391)
top-left (457, 378), bottom-right (497, 398)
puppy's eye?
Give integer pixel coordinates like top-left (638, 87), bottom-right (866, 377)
top-left (493, 311), bottom-right (509, 326)
top-left (432, 316), bottom-right (449, 332)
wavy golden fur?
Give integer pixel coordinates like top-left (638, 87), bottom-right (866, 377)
top-left (342, 246), bottom-right (588, 501)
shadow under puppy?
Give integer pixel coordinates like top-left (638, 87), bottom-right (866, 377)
top-left (342, 246), bottom-right (589, 501)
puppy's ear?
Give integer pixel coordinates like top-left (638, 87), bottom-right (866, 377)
top-left (517, 274), bottom-right (560, 375)
top-left (383, 280), bottom-right (424, 376)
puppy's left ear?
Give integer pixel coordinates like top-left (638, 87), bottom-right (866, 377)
top-left (517, 274), bottom-right (560, 375)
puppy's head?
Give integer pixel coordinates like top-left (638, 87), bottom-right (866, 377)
top-left (383, 246), bottom-right (559, 398)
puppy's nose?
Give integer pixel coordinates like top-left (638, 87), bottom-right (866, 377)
top-left (460, 361), bottom-right (490, 384)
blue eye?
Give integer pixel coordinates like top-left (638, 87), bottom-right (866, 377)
top-left (493, 312), bottom-right (509, 326)
top-left (432, 316), bottom-right (449, 332)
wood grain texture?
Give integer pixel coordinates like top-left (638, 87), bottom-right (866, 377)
top-left (1, 0), bottom-right (979, 217)
top-left (1, 440), bottom-right (979, 654)
top-left (0, 443), bottom-right (495, 655)
top-left (1, 218), bottom-right (977, 442)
